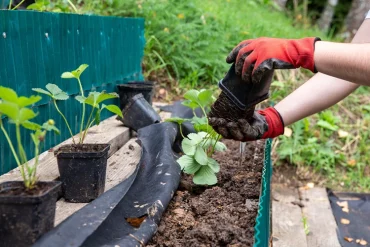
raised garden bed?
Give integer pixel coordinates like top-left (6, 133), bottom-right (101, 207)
top-left (148, 138), bottom-right (267, 247)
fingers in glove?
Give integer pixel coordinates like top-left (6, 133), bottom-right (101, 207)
top-left (242, 50), bottom-right (258, 82)
top-left (226, 122), bottom-right (244, 141)
top-left (238, 119), bottom-right (259, 140)
top-left (226, 40), bottom-right (251, 63)
top-left (208, 117), bottom-right (228, 127)
top-left (217, 126), bottom-right (231, 139)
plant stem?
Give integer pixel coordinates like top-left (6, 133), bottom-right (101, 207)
top-left (82, 108), bottom-right (96, 142)
top-left (209, 134), bottom-right (221, 156)
top-left (16, 124), bottom-right (30, 187)
top-left (67, 0), bottom-right (79, 13)
top-left (77, 77), bottom-right (85, 144)
top-left (11, 0), bottom-right (26, 10)
top-left (179, 123), bottom-right (185, 139)
top-left (0, 119), bottom-right (25, 181)
top-left (8, 0), bottom-right (12, 9)
top-left (53, 100), bottom-right (75, 144)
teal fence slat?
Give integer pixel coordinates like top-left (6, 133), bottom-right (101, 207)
top-left (0, 10), bottom-right (144, 175)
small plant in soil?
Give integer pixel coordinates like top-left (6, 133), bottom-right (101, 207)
top-left (166, 89), bottom-right (226, 185)
top-left (32, 64), bottom-right (123, 144)
top-left (0, 86), bottom-right (59, 189)
top-left (32, 64), bottom-right (123, 203)
top-left (0, 86), bottom-right (62, 247)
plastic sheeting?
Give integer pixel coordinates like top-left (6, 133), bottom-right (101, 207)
top-left (328, 190), bottom-right (370, 246)
top-left (34, 122), bottom-right (181, 247)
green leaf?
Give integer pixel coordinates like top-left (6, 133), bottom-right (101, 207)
top-left (193, 166), bottom-right (217, 185)
top-left (42, 121), bottom-right (60, 134)
top-left (17, 95), bottom-right (41, 107)
top-left (84, 92), bottom-right (100, 107)
top-left (0, 86), bottom-right (18, 103)
top-left (207, 157), bottom-right (220, 173)
top-left (194, 146), bottom-right (208, 165)
top-left (165, 117), bottom-right (187, 124)
top-left (184, 161), bottom-right (201, 174)
top-left (187, 133), bottom-right (203, 144)
top-left (19, 108), bottom-right (38, 123)
top-left (96, 92), bottom-right (119, 105)
top-left (317, 120), bottom-right (338, 131)
top-left (61, 72), bottom-right (75, 79)
top-left (214, 141), bottom-right (227, 151)
top-left (191, 116), bottom-right (207, 125)
top-left (198, 89), bottom-right (214, 107)
top-left (177, 155), bottom-right (195, 170)
top-left (46, 83), bottom-right (63, 95)
top-left (71, 64), bottom-right (89, 78)
top-left (22, 121), bottom-right (41, 131)
top-left (75, 96), bottom-right (86, 104)
top-left (0, 102), bottom-right (18, 121)
top-left (182, 138), bottom-right (196, 155)
top-left (183, 89), bottom-right (200, 103)
top-left (32, 88), bottom-right (52, 97)
top-left (53, 92), bottom-right (69, 100)
top-left (103, 104), bottom-right (123, 118)
top-left (182, 100), bottom-right (199, 110)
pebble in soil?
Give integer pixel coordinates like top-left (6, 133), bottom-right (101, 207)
top-left (147, 139), bottom-right (265, 247)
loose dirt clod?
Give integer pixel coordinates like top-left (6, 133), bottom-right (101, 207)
top-left (147, 140), bottom-right (265, 247)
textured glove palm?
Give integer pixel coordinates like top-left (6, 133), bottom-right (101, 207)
top-left (209, 107), bottom-right (284, 141)
top-left (226, 37), bottom-right (320, 83)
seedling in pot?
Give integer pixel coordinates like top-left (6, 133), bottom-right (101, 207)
top-left (0, 86), bottom-right (59, 189)
top-left (32, 64), bottom-right (123, 203)
top-left (0, 86), bottom-right (61, 246)
top-left (32, 64), bottom-right (123, 144)
top-left (166, 89), bottom-right (227, 185)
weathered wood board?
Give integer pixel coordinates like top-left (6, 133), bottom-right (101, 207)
top-left (0, 116), bottom-right (130, 183)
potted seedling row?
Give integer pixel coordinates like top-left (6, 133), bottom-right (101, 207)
top-left (0, 87), bottom-right (61, 246)
top-left (33, 64), bottom-right (123, 203)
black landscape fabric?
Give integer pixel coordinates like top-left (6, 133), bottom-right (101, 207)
top-left (328, 190), bottom-right (370, 247)
top-left (34, 121), bottom-right (182, 246)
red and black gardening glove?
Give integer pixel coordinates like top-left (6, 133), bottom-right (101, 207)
top-left (226, 37), bottom-right (321, 83)
top-left (209, 107), bottom-right (284, 141)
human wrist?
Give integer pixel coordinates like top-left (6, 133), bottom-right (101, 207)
top-left (258, 107), bottom-right (284, 139)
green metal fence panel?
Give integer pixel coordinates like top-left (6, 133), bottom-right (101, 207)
top-left (254, 139), bottom-right (272, 247)
top-left (0, 10), bottom-right (145, 175)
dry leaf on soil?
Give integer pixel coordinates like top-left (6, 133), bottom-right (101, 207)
top-left (338, 129), bottom-right (349, 138)
top-left (284, 127), bottom-right (292, 137)
top-left (341, 218), bottom-right (350, 225)
top-left (344, 237), bottom-right (353, 242)
top-left (359, 239), bottom-right (367, 245)
top-left (347, 159), bottom-right (356, 167)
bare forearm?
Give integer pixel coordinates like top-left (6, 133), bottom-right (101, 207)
top-left (275, 19), bottom-right (370, 126)
top-left (275, 74), bottom-right (358, 125)
top-left (315, 42), bottom-right (370, 86)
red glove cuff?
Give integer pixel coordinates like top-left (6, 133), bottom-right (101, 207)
top-left (258, 107), bottom-right (284, 139)
top-left (290, 37), bottom-right (321, 72)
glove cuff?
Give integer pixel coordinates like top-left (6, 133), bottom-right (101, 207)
top-left (258, 107), bottom-right (284, 139)
top-left (294, 37), bottom-right (321, 72)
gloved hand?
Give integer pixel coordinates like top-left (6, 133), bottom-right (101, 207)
top-left (209, 107), bottom-right (284, 141)
top-left (226, 37), bottom-right (321, 83)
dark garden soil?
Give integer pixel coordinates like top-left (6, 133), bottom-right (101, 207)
top-left (0, 182), bottom-right (52, 197)
top-left (55, 144), bottom-right (108, 154)
top-left (147, 139), bottom-right (265, 247)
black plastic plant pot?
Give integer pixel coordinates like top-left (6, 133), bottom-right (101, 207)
top-left (121, 93), bottom-right (161, 131)
top-left (54, 143), bottom-right (110, 203)
top-left (117, 81), bottom-right (155, 110)
top-left (0, 181), bottom-right (61, 247)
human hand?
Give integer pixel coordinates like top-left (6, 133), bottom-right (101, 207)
top-left (209, 107), bottom-right (284, 141)
top-left (226, 37), bottom-right (320, 83)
